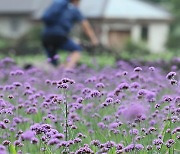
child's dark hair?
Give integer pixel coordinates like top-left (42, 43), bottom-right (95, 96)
top-left (70, 0), bottom-right (80, 2)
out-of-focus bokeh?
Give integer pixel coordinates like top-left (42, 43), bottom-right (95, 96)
top-left (0, 0), bottom-right (179, 67)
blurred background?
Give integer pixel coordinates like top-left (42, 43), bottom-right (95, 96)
top-left (0, 0), bottom-right (179, 67)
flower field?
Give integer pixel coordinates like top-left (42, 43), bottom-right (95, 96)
top-left (0, 57), bottom-right (179, 154)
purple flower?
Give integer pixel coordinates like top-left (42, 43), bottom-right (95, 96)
top-left (146, 145), bottom-right (153, 150)
top-left (74, 138), bottom-right (82, 143)
top-left (3, 119), bottom-right (10, 124)
top-left (105, 97), bottom-right (114, 103)
top-left (75, 144), bottom-right (93, 154)
top-left (53, 133), bottom-right (64, 140)
top-left (48, 138), bottom-right (60, 145)
top-left (153, 139), bottom-right (163, 145)
top-left (149, 66), bottom-right (155, 71)
top-left (21, 130), bottom-right (35, 141)
top-left (98, 122), bottom-right (106, 130)
top-left (166, 72), bottom-right (176, 80)
top-left (90, 90), bottom-right (100, 98)
top-left (124, 144), bottom-right (135, 152)
top-left (26, 107), bottom-right (38, 114)
top-left (14, 140), bottom-right (23, 147)
top-left (2, 141), bottom-right (11, 146)
top-left (118, 82), bottom-right (129, 90)
top-left (129, 128), bottom-right (139, 135)
top-left (0, 122), bottom-right (6, 129)
top-left (0, 145), bottom-right (6, 154)
top-left (91, 140), bottom-right (100, 146)
top-left (31, 138), bottom-right (39, 144)
top-left (116, 144), bottom-right (124, 150)
top-left (135, 144), bottom-right (144, 150)
top-left (105, 141), bottom-right (116, 148)
top-left (130, 82), bottom-right (140, 89)
top-left (109, 122), bottom-right (119, 129)
top-left (96, 83), bottom-right (105, 89)
top-left (146, 91), bottom-right (156, 102)
top-left (134, 67), bottom-right (142, 72)
top-left (123, 103), bottom-right (147, 121)
top-left (57, 83), bottom-right (69, 89)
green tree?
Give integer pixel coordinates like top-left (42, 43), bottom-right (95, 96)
top-left (167, 0), bottom-right (180, 50)
top-left (143, 0), bottom-right (180, 50)
top-left (142, 0), bottom-right (167, 4)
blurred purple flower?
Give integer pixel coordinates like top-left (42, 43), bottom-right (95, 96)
top-left (21, 130), bottom-right (35, 141)
top-left (123, 103), bottom-right (147, 121)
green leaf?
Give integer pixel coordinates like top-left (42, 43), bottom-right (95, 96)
top-left (160, 121), bottom-right (170, 153)
top-left (160, 145), bottom-right (168, 154)
top-left (174, 140), bottom-right (180, 150)
top-left (161, 121), bottom-right (171, 142)
top-left (8, 144), bottom-right (17, 154)
top-left (109, 147), bottom-right (116, 154)
top-left (34, 111), bottom-right (42, 122)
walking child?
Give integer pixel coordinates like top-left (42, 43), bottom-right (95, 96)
top-left (42, 0), bottom-right (98, 69)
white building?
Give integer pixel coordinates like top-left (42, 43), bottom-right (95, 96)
top-left (80, 0), bottom-right (172, 52)
top-left (0, 0), bottom-right (172, 52)
top-left (0, 0), bottom-right (51, 38)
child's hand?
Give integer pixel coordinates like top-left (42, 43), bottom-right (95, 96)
top-left (92, 38), bottom-right (99, 47)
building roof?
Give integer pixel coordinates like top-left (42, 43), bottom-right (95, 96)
top-left (0, 0), bottom-right (52, 16)
top-left (0, 0), bottom-right (35, 14)
top-left (0, 0), bottom-right (172, 21)
top-left (80, 0), bottom-right (172, 21)
top-left (32, 0), bottom-right (52, 19)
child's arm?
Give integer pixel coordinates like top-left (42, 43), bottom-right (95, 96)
top-left (81, 20), bottom-right (99, 46)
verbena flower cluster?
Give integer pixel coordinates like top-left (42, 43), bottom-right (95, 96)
top-left (0, 57), bottom-right (180, 154)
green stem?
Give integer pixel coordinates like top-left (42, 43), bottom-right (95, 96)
top-left (63, 90), bottom-right (68, 153)
top-left (65, 98), bottom-right (68, 142)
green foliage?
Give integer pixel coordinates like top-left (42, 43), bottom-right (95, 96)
top-left (142, 0), bottom-right (170, 5)
top-left (142, 0), bottom-right (166, 3)
top-left (167, 0), bottom-right (180, 50)
top-left (115, 40), bottom-right (150, 61)
top-left (0, 25), bottom-right (43, 56)
top-left (167, 26), bottom-right (180, 50)
top-left (0, 37), bottom-right (16, 55)
top-left (14, 25), bottom-right (43, 55)
top-left (143, 0), bottom-right (180, 51)
top-left (1, 48), bottom-right (180, 69)
top-left (0, 37), bottom-right (9, 49)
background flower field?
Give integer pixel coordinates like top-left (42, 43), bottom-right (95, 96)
top-left (0, 57), bottom-right (179, 153)
top-left (0, 0), bottom-right (180, 153)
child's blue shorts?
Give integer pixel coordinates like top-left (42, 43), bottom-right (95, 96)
top-left (42, 34), bottom-right (82, 66)
top-left (60, 38), bottom-right (82, 52)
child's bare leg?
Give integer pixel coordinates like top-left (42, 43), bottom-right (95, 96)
top-left (65, 51), bottom-right (81, 69)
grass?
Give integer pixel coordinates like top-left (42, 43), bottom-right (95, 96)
top-left (0, 51), bottom-right (116, 69)
top-left (119, 49), bottom-right (180, 62)
top-left (0, 49), bottom-right (179, 69)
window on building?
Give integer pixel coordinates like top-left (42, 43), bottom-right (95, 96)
top-left (109, 30), bottom-right (131, 49)
top-left (10, 17), bottom-right (20, 32)
top-left (141, 25), bottom-right (148, 41)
